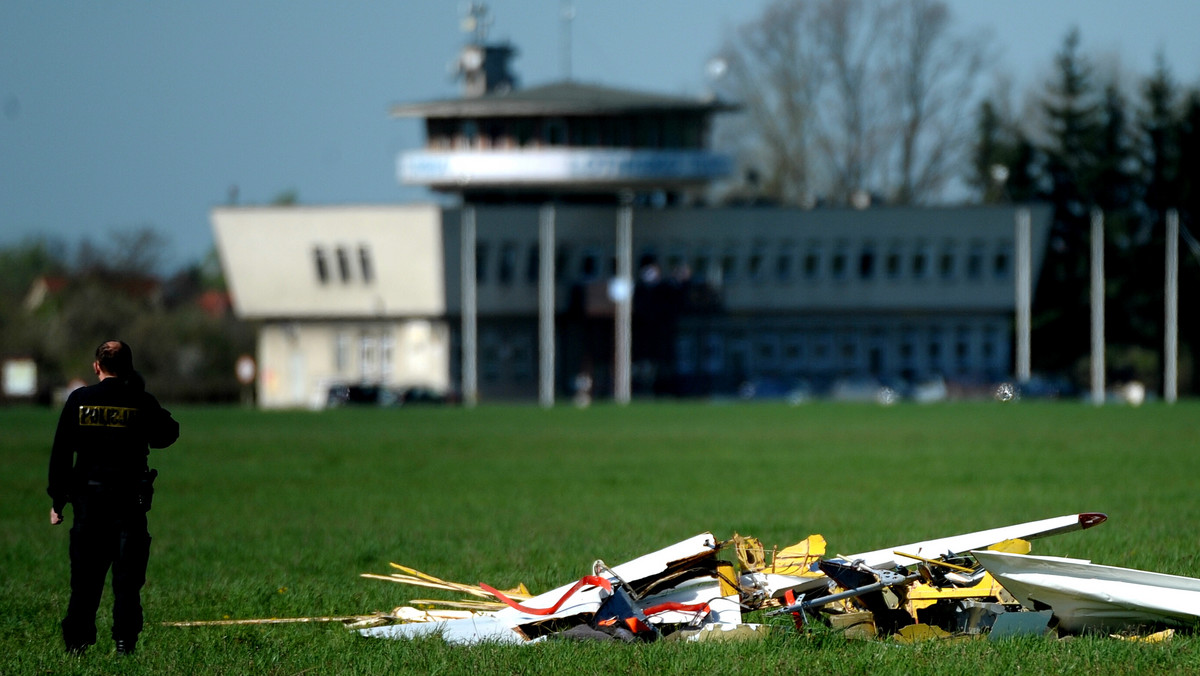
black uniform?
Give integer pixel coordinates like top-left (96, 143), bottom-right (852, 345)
top-left (48, 374), bottom-right (179, 653)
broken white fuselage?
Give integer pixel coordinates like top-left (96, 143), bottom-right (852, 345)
top-left (973, 550), bottom-right (1200, 633)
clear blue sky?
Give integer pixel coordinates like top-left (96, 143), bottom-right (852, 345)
top-left (3, 1), bottom-right (1199, 271)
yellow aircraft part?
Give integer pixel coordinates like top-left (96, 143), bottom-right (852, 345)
top-left (733, 533), bottom-right (827, 576)
top-left (1113, 628), bottom-right (1174, 642)
top-left (716, 560), bottom-right (740, 597)
top-left (771, 534), bottom-right (827, 577)
top-left (906, 572), bottom-right (1010, 611)
top-left (904, 539), bottom-right (1030, 612)
top-left (894, 623), bottom-right (955, 643)
top-left (732, 534), bottom-right (766, 572)
top-left (987, 538), bottom-right (1032, 554)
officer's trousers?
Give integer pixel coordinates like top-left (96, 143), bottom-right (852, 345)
top-left (61, 485), bottom-right (151, 651)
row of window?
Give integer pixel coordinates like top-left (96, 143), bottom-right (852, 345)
top-left (676, 325), bottom-right (1007, 377)
top-left (313, 245), bottom-right (374, 285)
top-left (426, 113), bottom-right (708, 152)
top-left (471, 238), bottom-right (1014, 287)
top-left (470, 323), bottom-right (1008, 384)
top-left (310, 238), bottom-right (1015, 288)
top-left (307, 237), bottom-right (1012, 288)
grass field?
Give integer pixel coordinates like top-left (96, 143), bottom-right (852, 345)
top-left (4, 400), bottom-right (1200, 674)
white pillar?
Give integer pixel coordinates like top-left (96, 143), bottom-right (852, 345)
top-left (614, 203), bottom-right (633, 405)
top-left (1090, 208), bottom-right (1105, 406)
top-left (1166, 209), bottom-right (1179, 404)
top-left (539, 205), bottom-right (556, 408)
top-left (461, 206), bottom-right (478, 408)
top-left (1015, 207), bottom-right (1032, 384)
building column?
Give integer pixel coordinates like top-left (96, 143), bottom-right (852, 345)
top-left (461, 206), bottom-right (478, 407)
top-left (1015, 207), bottom-right (1032, 385)
top-left (614, 202), bottom-right (633, 404)
top-left (539, 204), bottom-right (556, 408)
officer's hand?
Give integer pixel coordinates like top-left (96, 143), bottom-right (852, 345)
top-left (50, 508), bottom-right (63, 525)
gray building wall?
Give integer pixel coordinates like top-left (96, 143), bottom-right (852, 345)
top-left (440, 204), bottom-right (1050, 399)
top-left (214, 203), bottom-right (1050, 405)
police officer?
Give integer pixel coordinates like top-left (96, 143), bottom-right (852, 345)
top-left (48, 340), bottom-right (180, 656)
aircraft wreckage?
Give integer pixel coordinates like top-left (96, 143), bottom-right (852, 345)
top-left (350, 512), bottom-right (1200, 643)
top-left (167, 512), bottom-right (1200, 643)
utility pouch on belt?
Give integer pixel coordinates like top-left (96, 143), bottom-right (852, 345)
top-left (137, 469), bottom-right (158, 512)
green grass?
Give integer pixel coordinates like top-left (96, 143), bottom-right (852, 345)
top-left (4, 401), bottom-right (1200, 674)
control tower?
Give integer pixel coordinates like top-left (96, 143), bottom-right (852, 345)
top-left (391, 5), bottom-right (736, 205)
top-left (390, 5), bottom-right (737, 406)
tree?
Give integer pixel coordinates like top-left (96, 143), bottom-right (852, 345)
top-left (812, 0), bottom-right (890, 204)
top-left (1093, 83), bottom-right (1140, 216)
top-left (970, 99), bottom-right (1007, 201)
top-left (1040, 30), bottom-right (1103, 217)
top-left (1165, 91), bottom-right (1200, 392)
top-left (1096, 81), bottom-right (1155, 359)
top-left (882, 0), bottom-right (984, 203)
top-left (1029, 28), bottom-right (1107, 373)
top-left (711, 0), bottom-right (826, 205)
top-left (1120, 60), bottom-right (1184, 384)
top-left (0, 229), bottom-right (254, 404)
top-left (75, 226), bottom-right (168, 279)
top-left (713, 0), bottom-right (988, 206)
top-left (1178, 93), bottom-right (1200, 221)
top-left (272, 189), bottom-right (299, 206)
top-left (0, 237), bottom-right (68, 374)
top-left (970, 98), bottom-right (1045, 204)
top-left (971, 29), bottom-right (1200, 390)
top-left (1139, 55), bottom-right (1182, 225)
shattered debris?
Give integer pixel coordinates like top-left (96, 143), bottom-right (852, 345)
top-left (168, 510), bottom-right (1200, 644)
top-left (354, 512), bottom-right (1168, 644)
top-left (360, 532), bottom-right (737, 644)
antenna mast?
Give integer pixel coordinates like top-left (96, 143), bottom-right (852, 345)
top-left (561, 1), bottom-right (575, 80)
top-left (462, 2), bottom-right (492, 44)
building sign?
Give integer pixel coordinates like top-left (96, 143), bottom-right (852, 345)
top-left (399, 149), bottom-right (734, 187)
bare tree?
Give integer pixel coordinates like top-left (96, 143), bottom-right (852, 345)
top-left (883, 0), bottom-right (985, 204)
top-left (712, 0), bottom-right (988, 206)
top-left (814, 0), bottom-right (892, 204)
top-left (712, 0), bottom-right (826, 205)
top-left (76, 226), bottom-right (167, 278)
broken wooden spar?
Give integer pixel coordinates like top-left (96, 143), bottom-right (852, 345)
top-left (359, 532), bottom-right (732, 643)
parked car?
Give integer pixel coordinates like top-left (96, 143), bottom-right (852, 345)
top-left (395, 386), bottom-right (455, 406)
top-left (326, 384), bottom-right (453, 408)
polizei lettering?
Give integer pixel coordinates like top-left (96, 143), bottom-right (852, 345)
top-left (78, 405), bottom-right (139, 428)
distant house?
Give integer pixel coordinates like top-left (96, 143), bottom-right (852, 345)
top-left (195, 290), bottom-right (232, 319)
top-left (22, 275), bottom-right (69, 312)
top-left (213, 205), bottom-right (451, 408)
top-left (23, 274), bottom-right (163, 312)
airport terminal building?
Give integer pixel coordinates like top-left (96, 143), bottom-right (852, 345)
top-left (213, 29), bottom-right (1050, 408)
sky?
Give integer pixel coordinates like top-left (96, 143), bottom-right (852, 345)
top-left (3, 1), bottom-right (1200, 272)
